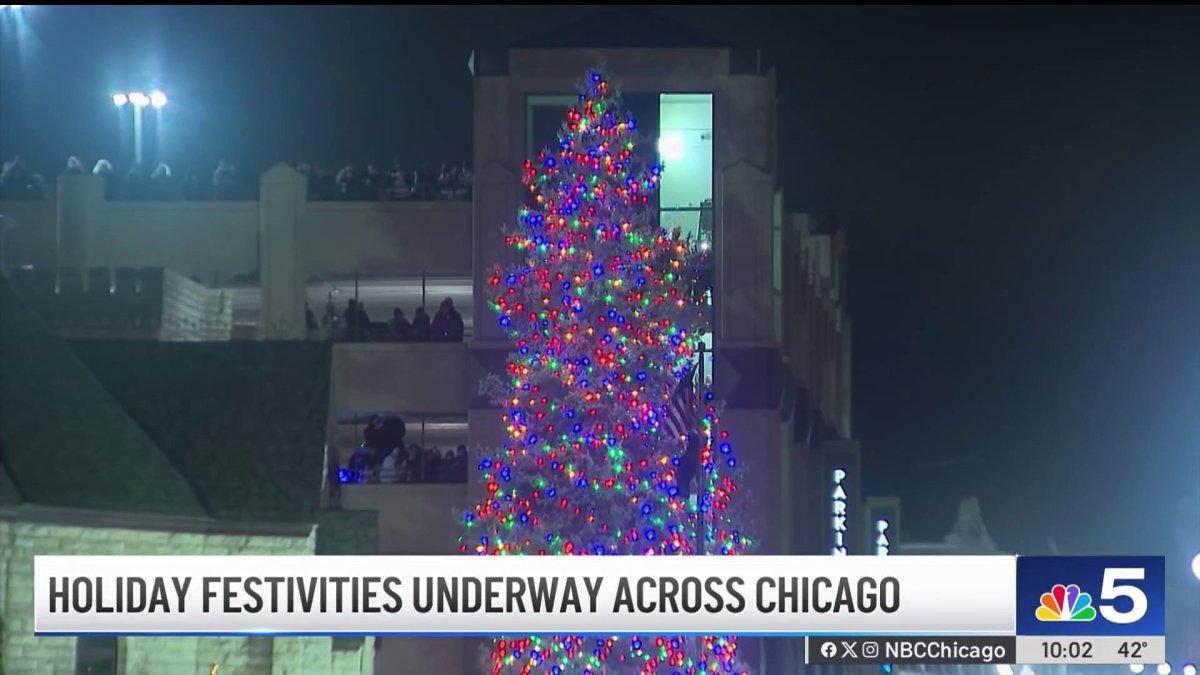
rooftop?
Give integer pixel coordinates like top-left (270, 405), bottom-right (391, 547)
top-left (0, 281), bottom-right (332, 526)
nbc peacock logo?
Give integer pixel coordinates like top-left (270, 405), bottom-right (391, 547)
top-left (1036, 583), bottom-right (1097, 621)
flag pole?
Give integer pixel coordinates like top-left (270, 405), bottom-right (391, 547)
top-left (693, 344), bottom-right (708, 669)
top-left (697, 343), bottom-right (707, 559)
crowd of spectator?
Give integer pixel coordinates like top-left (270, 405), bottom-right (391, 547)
top-left (297, 160), bottom-right (471, 202)
top-left (0, 154), bottom-right (254, 201)
top-left (307, 296), bottom-right (465, 343)
top-left (0, 156), bottom-right (48, 200)
top-left (0, 155), bottom-right (471, 203)
top-left (340, 414), bottom-right (469, 484)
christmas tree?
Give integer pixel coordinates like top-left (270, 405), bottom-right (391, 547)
top-left (462, 70), bottom-right (753, 675)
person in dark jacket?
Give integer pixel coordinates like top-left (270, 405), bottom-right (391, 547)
top-left (344, 299), bottom-right (371, 341)
top-left (389, 308), bottom-right (412, 341)
top-left (381, 415), bottom-right (407, 453)
top-left (362, 415), bottom-right (386, 451)
top-left (411, 306), bottom-right (431, 341)
top-left (431, 297), bottom-right (465, 342)
top-left (349, 415), bottom-right (387, 474)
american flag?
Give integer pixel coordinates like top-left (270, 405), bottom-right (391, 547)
top-left (662, 364), bottom-right (698, 442)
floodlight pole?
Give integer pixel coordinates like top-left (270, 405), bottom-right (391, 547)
top-left (133, 105), bottom-right (144, 164)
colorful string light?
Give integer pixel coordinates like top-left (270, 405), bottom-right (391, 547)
top-left (461, 70), bottom-right (753, 674)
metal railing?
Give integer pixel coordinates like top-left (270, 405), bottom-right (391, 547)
top-left (337, 444), bottom-right (468, 485)
top-left (307, 271), bottom-right (473, 343)
top-left (331, 414), bottom-right (469, 487)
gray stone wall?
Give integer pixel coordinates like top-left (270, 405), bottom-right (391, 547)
top-left (0, 519), bottom-right (371, 675)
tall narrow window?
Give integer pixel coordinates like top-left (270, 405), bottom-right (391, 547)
top-left (75, 636), bottom-right (117, 675)
top-left (659, 93), bottom-right (714, 383)
top-left (658, 93), bottom-right (713, 241)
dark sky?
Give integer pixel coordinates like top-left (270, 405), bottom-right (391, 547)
top-left (2, 5), bottom-right (1198, 578)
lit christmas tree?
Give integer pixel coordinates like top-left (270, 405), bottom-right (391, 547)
top-left (462, 71), bottom-right (754, 675)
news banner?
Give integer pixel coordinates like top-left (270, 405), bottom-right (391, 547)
top-left (34, 554), bottom-right (1165, 666)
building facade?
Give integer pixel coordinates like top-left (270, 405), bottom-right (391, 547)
top-left (0, 518), bottom-right (370, 675)
top-left (1, 44), bottom-right (856, 675)
top-left (0, 281), bottom-right (377, 675)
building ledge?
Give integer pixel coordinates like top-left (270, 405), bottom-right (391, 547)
top-left (0, 504), bottom-right (315, 539)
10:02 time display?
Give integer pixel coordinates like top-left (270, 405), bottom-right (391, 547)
top-left (1041, 641), bottom-right (1094, 659)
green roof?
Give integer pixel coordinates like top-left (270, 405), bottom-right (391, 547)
top-left (316, 511), bottom-right (378, 555)
top-left (0, 462), bottom-right (23, 506)
top-left (70, 340), bottom-right (331, 525)
top-left (1, 281), bottom-right (332, 526)
top-left (0, 282), bottom-right (207, 517)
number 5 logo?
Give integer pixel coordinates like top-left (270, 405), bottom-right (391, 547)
top-left (1099, 568), bottom-right (1148, 624)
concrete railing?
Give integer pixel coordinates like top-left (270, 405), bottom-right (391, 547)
top-left (338, 481), bottom-right (468, 555)
top-left (0, 164), bottom-right (473, 341)
top-left (7, 266), bottom-right (232, 341)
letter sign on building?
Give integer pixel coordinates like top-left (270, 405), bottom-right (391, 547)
top-left (831, 467), bottom-right (848, 555)
top-left (875, 519), bottom-right (890, 556)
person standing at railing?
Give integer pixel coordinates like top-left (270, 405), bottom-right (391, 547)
top-left (212, 160), bottom-right (238, 200)
top-left (91, 159), bottom-right (114, 197)
top-left (432, 297), bottom-right (464, 342)
top-left (346, 415), bottom-right (388, 478)
top-left (388, 308), bottom-right (412, 341)
top-left (379, 448), bottom-right (402, 483)
top-left (363, 415), bottom-right (386, 453)
top-left (305, 304), bottom-right (318, 339)
top-left (343, 299), bottom-right (371, 341)
top-left (406, 444), bottom-right (423, 482)
top-left (382, 415), bottom-right (406, 454)
top-left (321, 296), bottom-right (339, 340)
top-left (423, 447), bottom-right (441, 482)
top-left (454, 445), bottom-right (469, 482)
top-left (411, 306), bottom-right (431, 341)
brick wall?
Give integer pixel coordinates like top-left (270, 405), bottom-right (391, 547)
top-left (0, 519), bottom-right (373, 675)
top-left (159, 270), bottom-right (234, 342)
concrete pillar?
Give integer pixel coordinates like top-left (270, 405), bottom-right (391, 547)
top-left (468, 74), bottom-right (521, 530)
top-left (56, 174), bottom-right (105, 272)
top-left (470, 75), bottom-right (520, 345)
top-left (716, 161), bottom-right (775, 343)
top-left (714, 76), bottom-right (776, 344)
top-left (258, 163), bottom-right (307, 340)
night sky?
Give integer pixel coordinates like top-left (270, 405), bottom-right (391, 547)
top-left (2, 6), bottom-right (1198, 573)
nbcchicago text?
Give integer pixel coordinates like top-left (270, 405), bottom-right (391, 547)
top-left (886, 641), bottom-right (1007, 663)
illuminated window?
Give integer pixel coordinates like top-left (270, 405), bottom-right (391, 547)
top-left (659, 93), bottom-right (714, 383)
top-left (659, 94), bottom-right (713, 241)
